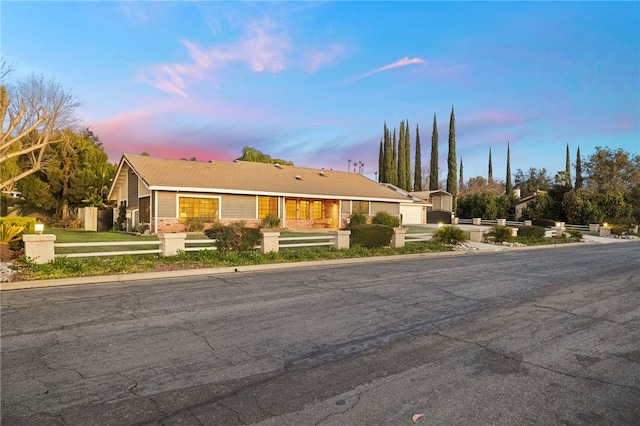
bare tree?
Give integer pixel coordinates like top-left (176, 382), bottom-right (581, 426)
top-left (1, 73), bottom-right (79, 189)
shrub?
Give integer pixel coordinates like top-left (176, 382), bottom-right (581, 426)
top-left (486, 226), bottom-right (514, 243)
top-left (204, 224), bottom-right (261, 253)
top-left (532, 219), bottom-right (557, 228)
top-left (610, 224), bottom-right (634, 236)
top-left (349, 224), bottom-right (393, 248)
top-left (348, 213), bottom-right (367, 226)
top-left (432, 226), bottom-right (468, 245)
top-left (371, 211), bottom-right (401, 228)
top-left (0, 216), bottom-right (37, 234)
top-left (57, 217), bottom-right (83, 229)
top-left (260, 214), bottom-right (281, 229)
top-left (183, 217), bottom-right (204, 232)
top-left (114, 204), bottom-right (127, 231)
top-left (517, 225), bottom-right (546, 239)
top-left (564, 228), bottom-right (583, 241)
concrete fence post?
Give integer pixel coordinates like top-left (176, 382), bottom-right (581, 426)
top-left (391, 227), bottom-right (407, 249)
top-left (599, 227), bottom-right (611, 238)
top-left (329, 230), bottom-right (350, 249)
top-left (472, 218), bottom-right (482, 225)
top-left (510, 227), bottom-right (518, 237)
top-left (589, 224), bottom-right (600, 232)
top-left (23, 234), bottom-right (56, 264)
top-left (469, 230), bottom-right (485, 243)
top-left (158, 233), bottom-right (186, 256)
top-left (497, 219), bottom-right (506, 226)
top-left (260, 231), bottom-right (280, 254)
top-left (524, 220), bottom-right (532, 226)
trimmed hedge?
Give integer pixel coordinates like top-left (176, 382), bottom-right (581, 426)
top-left (349, 213), bottom-right (367, 226)
top-left (517, 225), bottom-right (546, 239)
top-left (532, 219), bottom-right (557, 228)
top-left (349, 224), bottom-right (393, 248)
top-left (205, 224), bottom-right (261, 253)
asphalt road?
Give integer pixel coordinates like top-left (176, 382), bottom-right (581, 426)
top-left (1, 243), bottom-right (639, 425)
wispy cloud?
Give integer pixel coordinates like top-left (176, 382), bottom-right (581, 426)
top-left (303, 44), bottom-right (346, 72)
top-left (357, 56), bottom-right (426, 79)
top-left (138, 19), bottom-right (291, 97)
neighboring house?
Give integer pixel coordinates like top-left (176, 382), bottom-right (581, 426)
top-left (380, 184), bottom-right (432, 225)
top-left (107, 154), bottom-right (410, 233)
top-left (513, 190), bottom-right (547, 220)
top-left (409, 190), bottom-right (454, 223)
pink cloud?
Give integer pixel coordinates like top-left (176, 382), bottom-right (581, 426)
top-left (358, 56), bottom-right (426, 79)
top-left (137, 20), bottom-right (291, 97)
top-left (473, 110), bottom-right (526, 126)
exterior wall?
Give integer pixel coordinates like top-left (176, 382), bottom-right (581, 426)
top-left (127, 169), bottom-right (139, 208)
top-left (221, 194), bottom-right (257, 219)
top-left (139, 180), bottom-right (150, 197)
top-left (371, 201), bottom-right (400, 216)
top-left (157, 192), bottom-right (177, 217)
top-left (341, 201), bottom-right (350, 214)
top-left (400, 204), bottom-right (424, 224)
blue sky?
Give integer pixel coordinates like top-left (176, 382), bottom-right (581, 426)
top-left (2, 1), bottom-right (639, 183)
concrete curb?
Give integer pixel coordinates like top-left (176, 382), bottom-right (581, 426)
top-left (2, 240), bottom-right (638, 291)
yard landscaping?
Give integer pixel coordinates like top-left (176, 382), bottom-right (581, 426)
top-left (2, 225), bottom-right (601, 282)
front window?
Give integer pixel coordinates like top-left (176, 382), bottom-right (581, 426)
top-left (258, 196), bottom-right (278, 219)
top-left (312, 201), bottom-right (323, 219)
top-left (179, 197), bottom-right (219, 222)
top-left (352, 200), bottom-right (369, 214)
top-left (299, 200), bottom-right (310, 219)
top-left (285, 199), bottom-right (297, 219)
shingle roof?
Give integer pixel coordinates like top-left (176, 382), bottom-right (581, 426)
top-left (113, 154), bottom-right (409, 202)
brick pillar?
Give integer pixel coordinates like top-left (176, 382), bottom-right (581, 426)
top-left (23, 234), bottom-right (56, 264)
top-left (329, 230), bottom-right (350, 249)
top-left (158, 233), bottom-right (186, 256)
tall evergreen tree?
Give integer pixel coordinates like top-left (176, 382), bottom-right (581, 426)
top-left (414, 124), bottom-right (422, 191)
top-left (390, 129), bottom-right (398, 186)
top-left (404, 120), bottom-right (411, 191)
top-left (398, 121), bottom-right (407, 190)
top-left (488, 147), bottom-right (494, 184)
top-left (446, 106), bottom-right (457, 211)
top-left (383, 122), bottom-right (392, 183)
top-left (575, 146), bottom-right (583, 189)
top-left (459, 158), bottom-right (464, 193)
top-left (378, 139), bottom-right (384, 183)
top-left (429, 113), bottom-right (439, 190)
top-left (505, 142), bottom-right (513, 195)
top-left (565, 143), bottom-right (572, 188)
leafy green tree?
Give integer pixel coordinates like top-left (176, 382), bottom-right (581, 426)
top-left (429, 113), bottom-right (439, 190)
top-left (562, 189), bottom-right (632, 225)
top-left (413, 124), bottom-right (422, 191)
top-left (446, 106), bottom-right (457, 211)
top-left (513, 167), bottom-right (552, 197)
top-left (520, 192), bottom-right (553, 221)
top-left (505, 143), bottom-right (512, 195)
top-left (575, 146), bottom-right (583, 189)
top-left (584, 147), bottom-right (638, 194)
top-left (236, 146), bottom-right (293, 165)
top-left (17, 129), bottom-right (116, 220)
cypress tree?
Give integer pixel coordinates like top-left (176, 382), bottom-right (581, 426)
top-left (404, 120), bottom-right (412, 191)
top-left (446, 105), bottom-right (457, 211)
top-left (459, 158), bottom-right (464, 193)
top-left (565, 144), bottom-right (572, 188)
top-left (378, 138), bottom-right (384, 182)
top-left (414, 124), bottom-right (422, 191)
top-left (505, 142), bottom-right (512, 195)
top-left (429, 113), bottom-right (439, 190)
top-left (390, 129), bottom-right (398, 186)
top-left (383, 122), bottom-right (392, 183)
top-left (398, 121), bottom-right (407, 190)
top-left (488, 147), bottom-right (494, 184)
top-left (575, 146), bottom-right (583, 189)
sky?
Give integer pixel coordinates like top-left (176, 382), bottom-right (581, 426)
top-left (2, 1), bottom-right (639, 184)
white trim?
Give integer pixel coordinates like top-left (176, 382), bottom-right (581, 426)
top-left (176, 194), bottom-right (222, 220)
top-left (148, 185), bottom-right (405, 203)
top-left (153, 190), bottom-right (158, 234)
